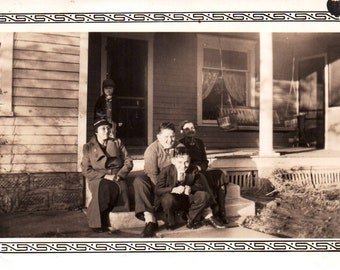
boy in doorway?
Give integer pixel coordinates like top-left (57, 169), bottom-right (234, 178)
top-left (94, 78), bottom-right (122, 137)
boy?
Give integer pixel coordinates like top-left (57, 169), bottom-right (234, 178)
top-left (179, 120), bottom-right (228, 224)
top-left (155, 146), bottom-right (223, 230)
top-left (94, 78), bottom-right (122, 137)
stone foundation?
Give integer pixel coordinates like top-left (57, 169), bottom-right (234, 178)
top-left (0, 172), bottom-right (84, 213)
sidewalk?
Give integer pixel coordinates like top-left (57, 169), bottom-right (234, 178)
top-left (0, 209), bottom-right (277, 238)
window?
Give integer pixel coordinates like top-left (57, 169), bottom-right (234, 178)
top-left (0, 32), bottom-right (14, 116)
top-left (197, 34), bottom-right (256, 125)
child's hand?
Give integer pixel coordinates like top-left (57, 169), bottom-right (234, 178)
top-left (171, 186), bottom-right (185, 194)
top-left (184, 185), bottom-right (191, 195)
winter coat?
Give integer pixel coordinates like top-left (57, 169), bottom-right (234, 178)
top-left (81, 135), bottom-right (133, 228)
top-left (94, 94), bottom-right (120, 124)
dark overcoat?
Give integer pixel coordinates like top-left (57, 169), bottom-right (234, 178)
top-left (81, 136), bottom-right (133, 228)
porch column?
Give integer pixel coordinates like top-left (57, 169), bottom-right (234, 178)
top-left (259, 32), bottom-right (277, 157)
top-left (77, 32), bottom-right (89, 171)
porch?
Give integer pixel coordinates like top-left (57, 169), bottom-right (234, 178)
top-left (129, 146), bottom-right (340, 181)
top-left (82, 146), bottom-right (340, 235)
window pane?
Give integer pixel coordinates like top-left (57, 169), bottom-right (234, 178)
top-left (203, 48), bottom-right (248, 70)
top-left (202, 69), bottom-right (247, 120)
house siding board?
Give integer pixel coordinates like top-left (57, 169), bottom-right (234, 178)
top-left (13, 69), bottom-right (79, 81)
top-left (14, 78), bottom-right (79, 91)
top-left (153, 33), bottom-right (197, 138)
top-left (13, 97), bottom-right (78, 108)
top-left (14, 50), bottom-right (79, 63)
top-left (14, 88), bottom-right (79, 99)
top-left (1, 145), bottom-right (78, 155)
top-left (14, 59), bottom-right (79, 72)
top-left (1, 32), bottom-right (81, 174)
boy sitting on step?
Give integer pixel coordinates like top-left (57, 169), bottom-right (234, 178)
top-left (155, 145), bottom-right (224, 230)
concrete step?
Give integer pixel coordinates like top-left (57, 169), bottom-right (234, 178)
top-left (109, 211), bottom-right (147, 230)
top-left (109, 183), bottom-right (255, 230)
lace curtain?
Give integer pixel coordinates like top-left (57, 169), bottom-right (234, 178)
top-left (202, 69), bottom-right (246, 106)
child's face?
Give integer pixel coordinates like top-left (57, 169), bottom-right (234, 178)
top-left (172, 154), bottom-right (190, 174)
top-left (182, 122), bottom-right (196, 137)
top-left (104, 86), bottom-right (114, 97)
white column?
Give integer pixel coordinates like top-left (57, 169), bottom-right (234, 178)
top-left (259, 32), bottom-right (277, 157)
top-left (77, 32), bottom-right (89, 171)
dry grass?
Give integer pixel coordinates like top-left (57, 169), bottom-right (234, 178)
top-left (242, 169), bottom-right (340, 238)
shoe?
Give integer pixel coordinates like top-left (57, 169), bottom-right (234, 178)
top-left (186, 220), bottom-right (203, 230)
top-left (92, 227), bottom-right (107, 233)
top-left (204, 216), bottom-right (226, 229)
top-left (166, 223), bottom-right (176, 231)
top-left (107, 226), bottom-right (118, 234)
top-left (141, 222), bottom-right (158, 237)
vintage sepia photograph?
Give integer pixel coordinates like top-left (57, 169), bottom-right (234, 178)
top-left (0, 1), bottom-right (339, 268)
top-left (1, 31), bottom-right (340, 239)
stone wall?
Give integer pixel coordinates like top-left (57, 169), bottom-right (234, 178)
top-left (0, 172), bottom-right (84, 213)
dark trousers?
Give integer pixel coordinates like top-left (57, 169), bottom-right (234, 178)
top-left (133, 174), bottom-right (155, 220)
top-left (160, 191), bottom-right (211, 225)
top-left (98, 179), bottom-right (120, 228)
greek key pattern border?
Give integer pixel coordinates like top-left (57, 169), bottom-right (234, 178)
top-left (1, 240), bottom-right (340, 253)
top-left (0, 11), bottom-right (338, 24)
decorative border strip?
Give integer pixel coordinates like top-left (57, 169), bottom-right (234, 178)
top-left (1, 240), bottom-right (339, 253)
top-left (0, 11), bottom-right (337, 24)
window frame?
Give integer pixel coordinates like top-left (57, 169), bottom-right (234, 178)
top-left (197, 34), bottom-right (256, 126)
top-left (0, 32), bottom-right (14, 117)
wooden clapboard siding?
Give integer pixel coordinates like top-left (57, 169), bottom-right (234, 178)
top-left (0, 126), bottom-right (78, 135)
top-left (15, 154), bottom-right (76, 163)
top-left (14, 59), bottom-right (79, 72)
top-left (0, 145), bottom-right (78, 154)
top-left (14, 79), bottom-right (79, 90)
top-left (153, 33), bottom-right (197, 140)
top-left (15, 32), bottom-right (80, 46)
top-left (0, 116), bottom-right (78, 126)
top-left (13, 69), bottom-right (79, 81)
top-left (14, 88), bottom-right (79, 99)
top-left (14, 106), bottom-right (78, 117)
top-left (0, 32), bottom-right (82, 174)
top-left (14, 40), bottom-right (80, 55)
top-left (4, 135), bottom-right (77, 145)
top-left (1, 163), bottom-right (77, 173)
top-left (13, 97), bottom-right (78, 108)
top-left (14, 50), bottom-right (79, 63)
top-left (1, 154), bottom-right (77, 164)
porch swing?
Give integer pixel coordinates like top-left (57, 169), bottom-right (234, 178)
top-left (216, 40), bottom-right (298, 132)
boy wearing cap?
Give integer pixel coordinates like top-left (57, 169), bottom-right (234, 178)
top-left (94, 78), bottom-right (122, 136)
top-left (81, 119), bottom-right (133, 233)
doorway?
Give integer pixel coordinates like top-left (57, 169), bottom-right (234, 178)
top-left (106, 37), bottom-right (148, 146)
top-left (298, 56), bottom-right (325, 149)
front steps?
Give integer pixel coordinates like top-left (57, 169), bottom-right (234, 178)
top-left (108, 183), bottom-right (256, 231)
